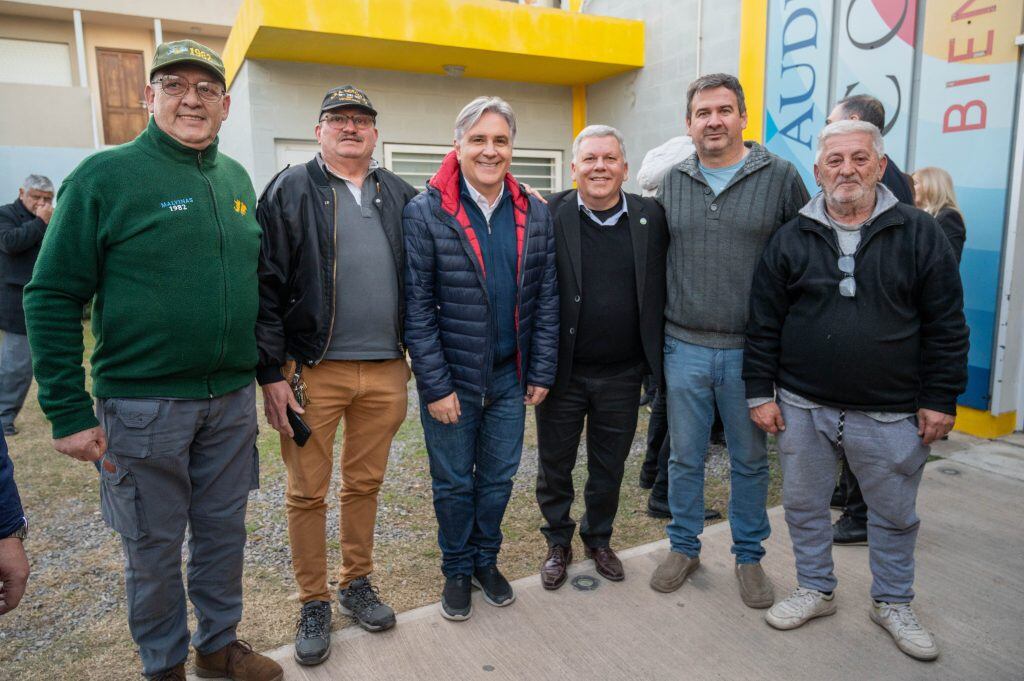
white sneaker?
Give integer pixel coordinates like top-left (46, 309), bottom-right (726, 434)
top-left (870, 601), bottom-right (939, 661)
top-left (764, 587), bottom-right (837, 630)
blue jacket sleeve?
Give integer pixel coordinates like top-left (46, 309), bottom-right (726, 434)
top-left (526, 200), bottom-right (559, 388)
top-left (402, 199), bottom-right (456, 403)
top-left (0, 434), bottom-right (25, 538)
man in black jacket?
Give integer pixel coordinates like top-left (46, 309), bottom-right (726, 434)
top-left (255, 86), bottom-right (417, 665)
top-left (0, 175), bottom-right (53, 436)
top-left (826, 94), bottom-right (917, 545)
top-left (535, 125), bottom-right (667, 589)
top-left (744, 120), bottom-right (968, 661)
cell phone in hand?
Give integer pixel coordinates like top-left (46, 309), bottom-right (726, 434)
top-left (287, 406), bottom-right (312, 447)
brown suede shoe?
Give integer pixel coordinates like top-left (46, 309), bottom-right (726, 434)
top-left (586, 546), bottom-right (624, 581)
top-left (148, 664), bottom-right (186, 681)
top-left (735, 562), bottom-right (775, 609)
top-left (195, 640), bottom-right (283, 681)
top-left (540, 545), bottom-right (572, 590)
top-left (649, 551), bottom-right (700, 593)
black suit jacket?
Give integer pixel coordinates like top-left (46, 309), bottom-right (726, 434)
top-left (0, 198), bottom-right (47, 334)
top-left (545, 189), bottom-right (668, 394)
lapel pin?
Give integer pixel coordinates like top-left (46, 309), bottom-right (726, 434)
top-left (640, 217), bottom-right (648, 225)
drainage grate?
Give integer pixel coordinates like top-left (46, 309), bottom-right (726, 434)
top-left (571, 575), bottom-right (599, 591)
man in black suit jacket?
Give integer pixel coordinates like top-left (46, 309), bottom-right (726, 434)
top-left (0, 174), bottom-right (53, 436)
top-left (536, 125), bottom-right (668, 589)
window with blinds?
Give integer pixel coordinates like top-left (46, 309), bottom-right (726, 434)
top-left (0, 38), bottom-right (72, 87)
top-left (383, 144), bottom-right (562, 193)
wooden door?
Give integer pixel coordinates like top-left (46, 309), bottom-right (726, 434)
top-left (96, 48), bottom-right (149, 145)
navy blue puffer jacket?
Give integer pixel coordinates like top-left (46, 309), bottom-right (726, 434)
top-left (403, 151), bottom-right (559, 404)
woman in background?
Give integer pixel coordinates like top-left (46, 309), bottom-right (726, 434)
top-left (913, 166), bottom-right (966, 263)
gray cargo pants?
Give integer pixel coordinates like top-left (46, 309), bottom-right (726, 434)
top-left (776, 400), bottom-right (929, 603)
top-left (97, 383), bottom-right (258, 676)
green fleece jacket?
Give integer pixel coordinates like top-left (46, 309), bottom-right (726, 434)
top-left (24, 118), bottom-right (261, 439)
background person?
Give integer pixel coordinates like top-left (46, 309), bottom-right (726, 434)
top-left (0, 175), bottom-right (53, 436)
top-left (913, 166), bottom-right (966, 263)
top-left (403, 96), bottom-right (558, 621)
top-left (825, 93), bottom-right (919, 546)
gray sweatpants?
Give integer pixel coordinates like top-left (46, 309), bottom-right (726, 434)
top-left (776, 400), bottom-right (929, 603)
top-left (97, 383), bottom-right (258, 676)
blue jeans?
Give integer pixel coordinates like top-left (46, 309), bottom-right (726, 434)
top-left (663, 336), bottom-right (769, 563)
top-left (420, 363), bottom-right (525, 577)
top-left (0, 332), bottom-right (33, 428)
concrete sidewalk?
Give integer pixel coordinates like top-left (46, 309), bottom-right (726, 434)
top-left (201, 434), bottom-right (1024, 680)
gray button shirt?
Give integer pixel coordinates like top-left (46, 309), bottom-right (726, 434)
top-left (323, 173), bottom-right (402, 360)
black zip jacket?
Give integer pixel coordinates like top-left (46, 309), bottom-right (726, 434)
top-left (743, 202), bottom-right (969, 415)
top-left (0, 198), bottom-right (46, 334)
top-left (255, 159), bottom-right (418, 384)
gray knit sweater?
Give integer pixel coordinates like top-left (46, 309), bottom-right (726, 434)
top-left (658, 142), bottom-right (809, 348)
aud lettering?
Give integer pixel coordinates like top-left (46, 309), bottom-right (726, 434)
top-left (776, 5), bottom-right (820, 150)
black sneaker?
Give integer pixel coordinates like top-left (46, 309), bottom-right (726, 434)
top-left (338, 577), bottom-right (396, 632)
top-left (441, 574), bottom-right (472, 621)
top-left (471, 565), bottom-right (515, 607)
top-left (294, 600), bottom-right (331, 666)
top-left (646, 495), bottom-right (671, 518)
top-left (638, 469), bottom-right (657, 490)
top-left (832, 513), bottom-right (868, 546)
top-left (2, 424), bottom-right (16, 436)
top-left (830, 485), bottom-right (845, 510)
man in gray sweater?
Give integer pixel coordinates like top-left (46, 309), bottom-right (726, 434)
top-left (648, 74), bottom-right (809, 608)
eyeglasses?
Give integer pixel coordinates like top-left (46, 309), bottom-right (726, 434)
top-left (151, 75), bottom-right (225, 103)
top-left (838, 254), bottom-right (856, 298)
top-left (319, 113), bottom-right (375, 130)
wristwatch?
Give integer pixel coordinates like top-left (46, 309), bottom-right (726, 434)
top-left (2, 518), bottom-right (27, 541)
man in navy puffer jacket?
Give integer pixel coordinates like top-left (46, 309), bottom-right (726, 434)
top-left (403, 96), bottom-right (558, 621)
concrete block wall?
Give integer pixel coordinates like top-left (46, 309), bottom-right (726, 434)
top-left (223, 60), bottom-right (575, 194)
top-left (583, 0), bottom-right (742, 193)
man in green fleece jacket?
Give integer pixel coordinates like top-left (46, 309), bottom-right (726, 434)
top-left (23, 41), bottom-right (281, 681)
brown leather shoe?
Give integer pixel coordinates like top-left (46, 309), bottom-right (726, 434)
top-left (148, 664), bottom-right (186, 681)
top-left (586, 546), bottom-right (624, 581)
top-left (540, 545), bottom-right (572, 590)
top-left (195, 640), bottom-right (283, 681)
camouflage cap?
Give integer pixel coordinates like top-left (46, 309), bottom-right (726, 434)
top-left (320, 85), bottom-right (377, 117)
top-left (150, 40), bottom-right (226, 83)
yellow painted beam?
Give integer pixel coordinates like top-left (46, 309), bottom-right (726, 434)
top-left (954, 406), bottom-right (1017, 439)
top-left (737, 0), bottom-right (767, 143)
top-left (222, 0), bottom-right (264, 88)
top-left (572, 84), bottom-right (586, 137)
top-left (222, 0), bottom-right (644, 88)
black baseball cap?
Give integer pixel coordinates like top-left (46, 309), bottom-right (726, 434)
top-left (320, 85), bottom-right (377, 117)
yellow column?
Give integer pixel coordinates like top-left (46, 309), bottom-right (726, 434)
top-left (737, 0), bottom-right (768, 143)
top-left (572, 83), bottom-right (587, 137)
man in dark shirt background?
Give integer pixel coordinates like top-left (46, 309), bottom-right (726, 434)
top-left (0, 174), bottom-right (53, 436)
top-left (826, 94), bottom-right (918, 546)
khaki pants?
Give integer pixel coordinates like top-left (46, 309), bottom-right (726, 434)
top-left (281, 358), bottom-right (409, 601)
